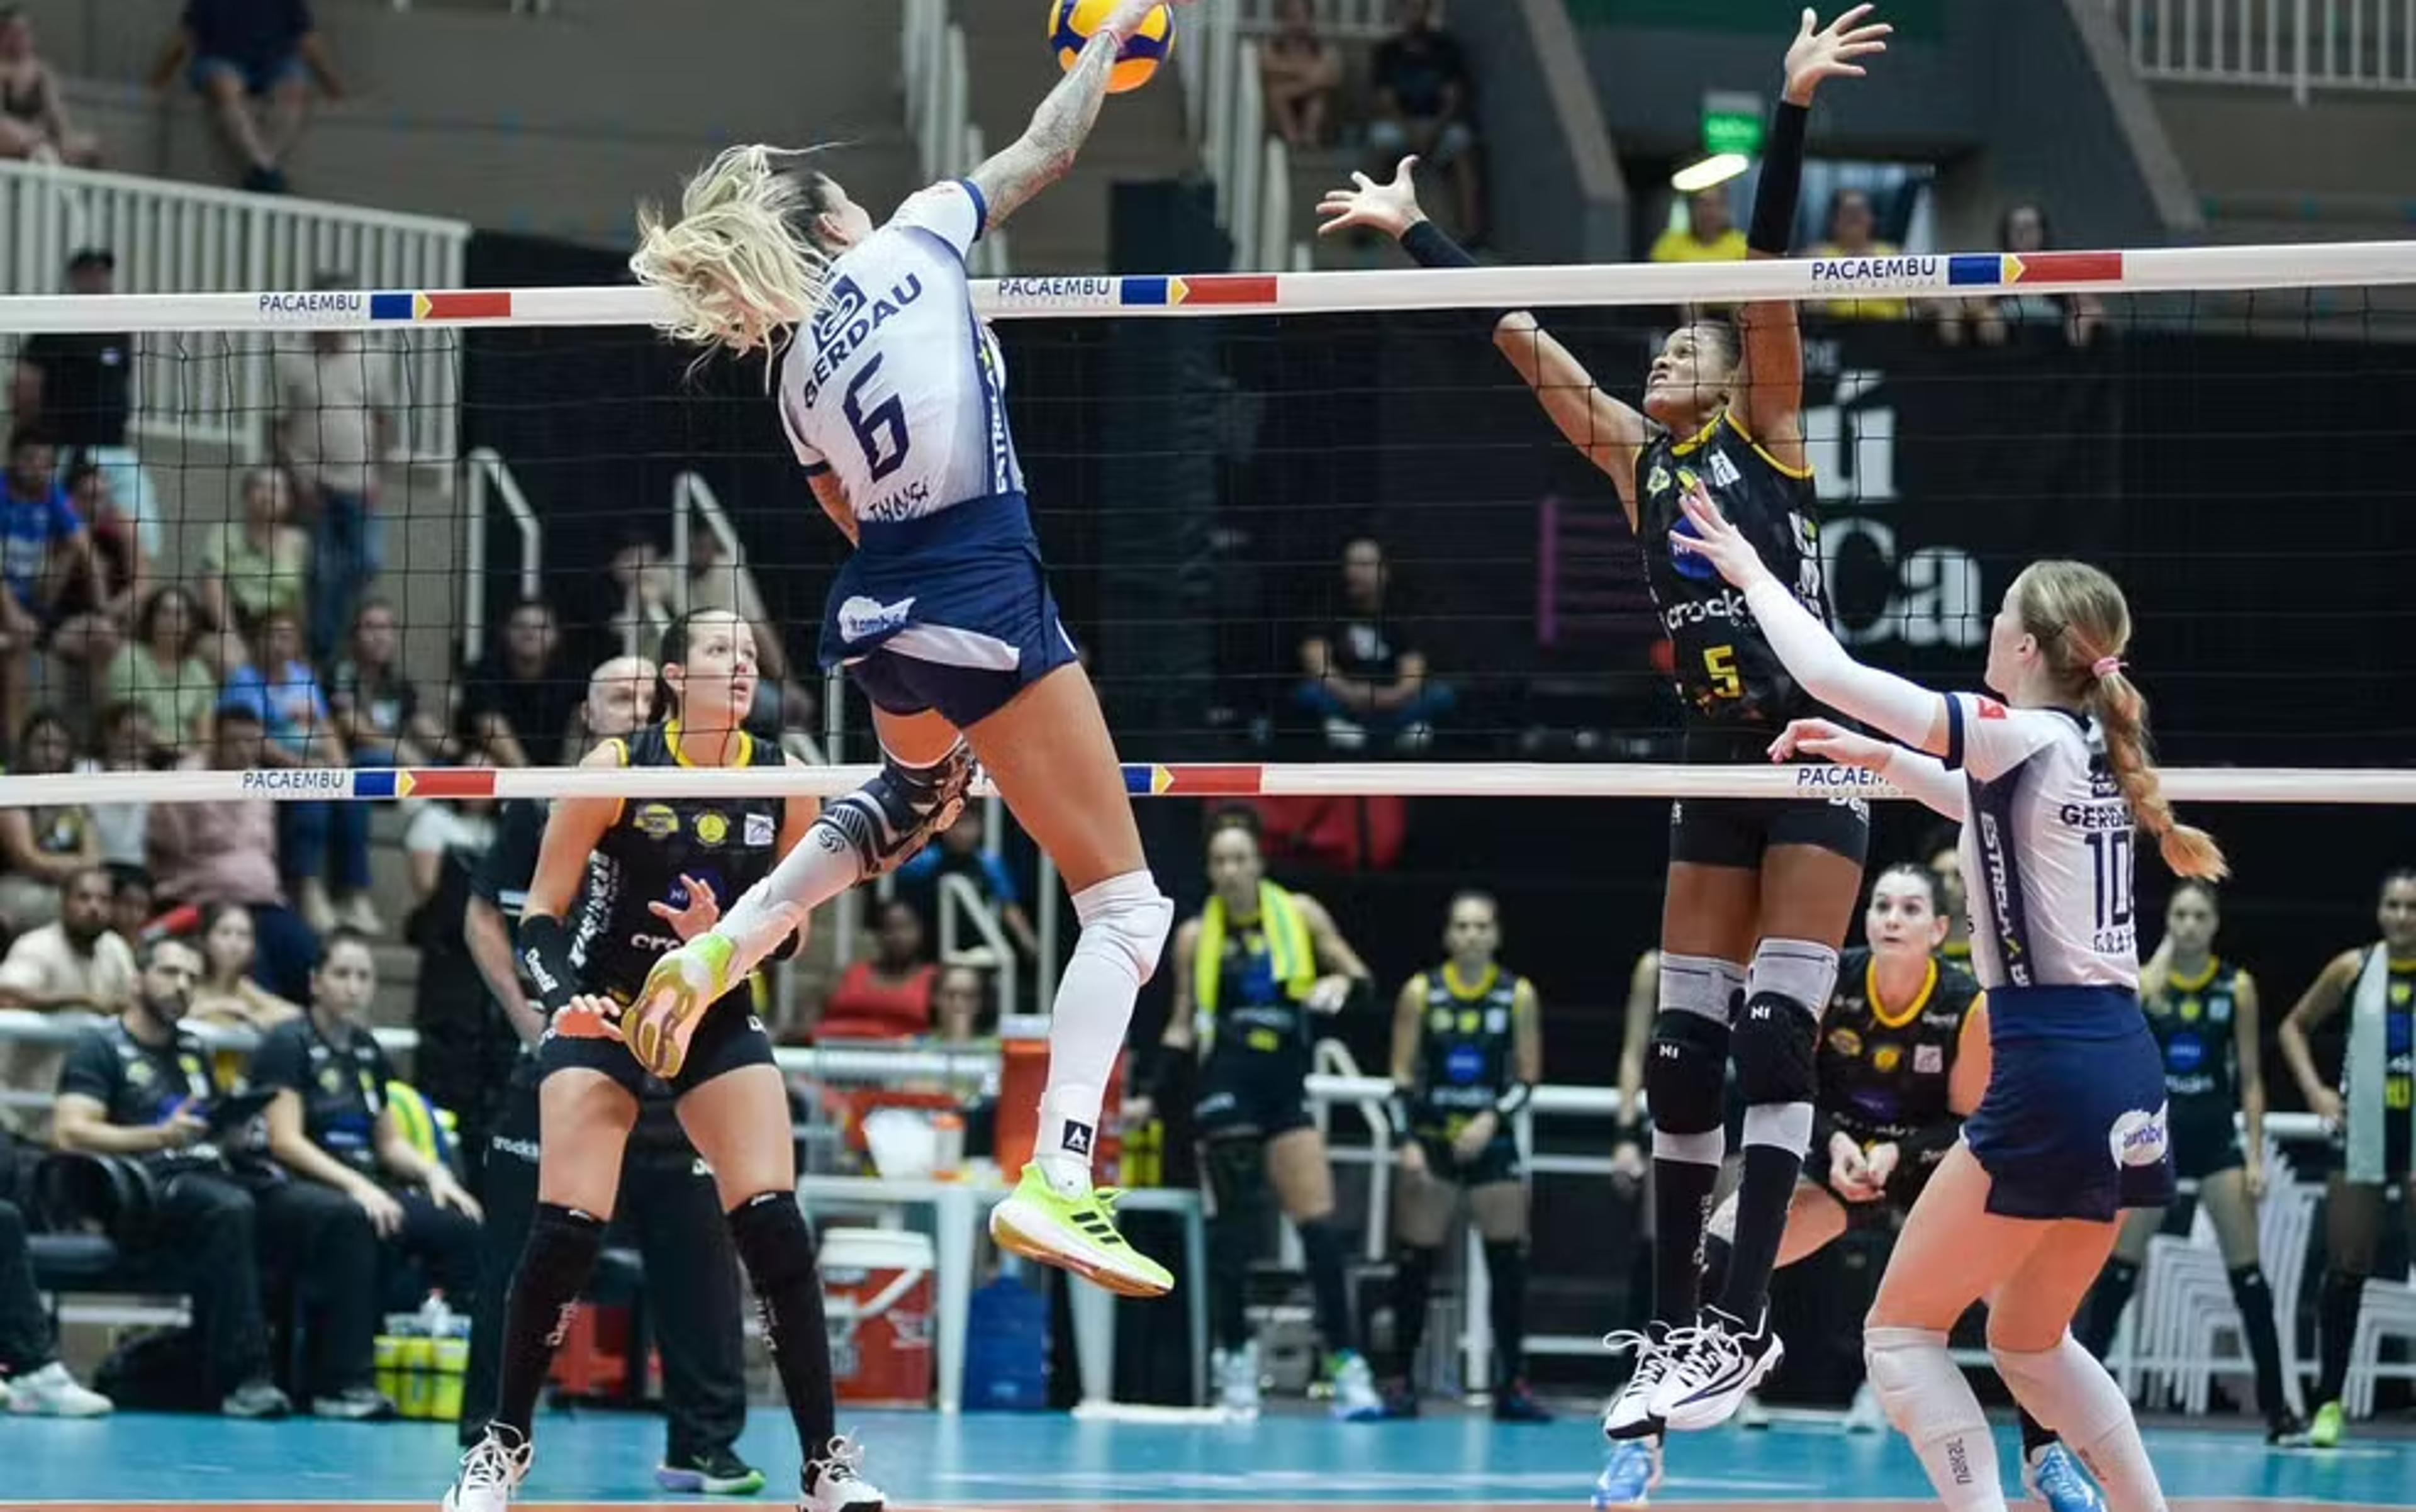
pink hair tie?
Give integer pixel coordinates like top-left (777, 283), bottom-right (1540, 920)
top-left (2091, 656), bottom-right (2125, 680)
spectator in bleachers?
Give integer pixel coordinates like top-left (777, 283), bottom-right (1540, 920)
top-left (678, 526), bottom-right (810, 732)
top-left (1809, 188), bottom-right (1907, 320)
top-left (1650, 187), bottom-right (1748, 264)
top-left (11, 251), bottom-right (159, 563)
top-left (1297, 536), bottom-right (1453, 753)
top-left (0, 710), bottom-right (102, 931)
top-left (1367, 0), bottom-right (1484, 242)
top-left (898, 809), bottom-right (1041, 963)
top-left (84, 703), bottom-right (156, 875)
top-left (50, 935), bottom-right (296, 1418)
top-left (932, 963), bottom-right (990, 1044)
top-left (0, 8), bottom-right (101, 166)
top-left (273, 275), bottom-right (394, 659)
top-left (1261, 0), bottom-right (1342, 150)
top-left (458, 598), bottom-right (581, 768)
top-left (107, 585), bottom-right (220, 761)
top-left (814, 898), bottom-right (938, 1041)
top-left (148, 702), bottom-right (316, 1001)
top-left (330, 596), bottom-right (450, 768)
top-left (0, 1186), bottom-right (114, 1414)
top-left (0, 866), bottom-right (135, 1013)
top-left (1939, 201), bottom-right (2105, 349)
top-left (199, 466), bottom-right (309, 656)
top-left (47, 462), bottom-right (147, 718)
top-left (221, 606), bottom-right (373, 936)
top-left (252, 930), bottom-right (481, 1364)
top-left (109, 868), bottom-right (152, 948)
top-left (188, 901), bottom-right (301, 1032)
top-left (1, 426), bottom-right (86, 742)
top-left (150, 0), bottom-right (344, 195)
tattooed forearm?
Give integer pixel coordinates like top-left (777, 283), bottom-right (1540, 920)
top-left (969, 30), bottom-right (1120, 230)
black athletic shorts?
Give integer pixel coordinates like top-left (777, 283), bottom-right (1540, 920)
top-left (1194, 1050), bottom-right (1314, 1143)
top-left (536, 991), bottom-right (775, 1100)
top-left (2166, 1096), bottom-right (2248, 1184)
top-left (1411, 1128), bottom-right (1522, 1187)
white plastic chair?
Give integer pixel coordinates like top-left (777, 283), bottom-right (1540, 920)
top-left (2150, 1168), bottom-right (2318, 1417)
top-left (2344, 1264), bottom-right (2416, 1419)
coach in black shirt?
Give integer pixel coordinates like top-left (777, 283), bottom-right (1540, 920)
top-left (50, 936), bottom-right (291, 1417)
top-left (9, 249), bottom-right (159, 558)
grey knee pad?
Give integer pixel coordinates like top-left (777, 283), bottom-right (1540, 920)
top-left (1646, 1009), bottom-right (1730, 1137)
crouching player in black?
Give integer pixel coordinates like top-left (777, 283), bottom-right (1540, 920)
top-left (1377, 892), bottom-right (1548, 1422)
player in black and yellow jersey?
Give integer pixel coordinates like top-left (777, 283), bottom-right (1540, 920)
top-left (2279, 866), bottom-right (2416, 1449)
top-left (2077, 880), bottom-right (2305, 1446)
top-left (1320, 7), bottom-right (1893, 1436)
top-left (445, 610), bottom-right (881, 1512)
top-left (1379, 892), bottom-right (1547, 1422)
top-left (1126, 807), bottom-right (1380, 1420)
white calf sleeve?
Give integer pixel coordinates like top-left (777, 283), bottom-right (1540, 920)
top-left (1866, 1326), bottom-right (2009, 1512)
top-left (1035, 870), bottom-right (1172, 1196)
top-left (1993, 1334), bottom-right (2167, 1512)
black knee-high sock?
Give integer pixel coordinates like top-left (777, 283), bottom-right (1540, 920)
top-left (1700, 1231), bottom-right (1733, 1309)
top-left (2227, 1264), bottom-right (2290, 1420)
top-left (2077, 1257), bottom-right (2141, 1358)
top-left (1651, 1155), bottom-right (1720, 1326)
top-left (1483, 1240), bottom-right (1529, 1386)
top-left (494, 1202), bottom-right (607, 1440)
top-left (1390, 1245), bottom-right (1438, 1379)
top-left (1208, 1213), bottom-right (1253, 1350)
top-left (2318, 1268), bottom-right (2365, 1406)
top-left (1716, 1142), bottom-right (1804, 1326)
top-left (1299, 1218), bottom-right (1356, 1357)
top-left (2018, 1406), bottom-right (2057, 1458)
top-left (726, 1192), bottom-right (839, 1465)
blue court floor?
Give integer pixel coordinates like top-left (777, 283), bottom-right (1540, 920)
top-left (2, 1404), bottom-right (2410, 1509)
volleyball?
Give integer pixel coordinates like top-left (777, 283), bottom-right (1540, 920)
top-left (1049, 0), bottom-right (1174, 94)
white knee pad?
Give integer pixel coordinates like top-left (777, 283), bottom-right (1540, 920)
top-left (1991, 1333), bottom-right (2129, 1452)
top-left (1867, 1324), bottom-right (2006, 1512)
top-left (1071, 870), bottom-right (1174, 985)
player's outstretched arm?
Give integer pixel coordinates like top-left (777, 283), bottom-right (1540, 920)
top-left (1320, 158), bottom-right (1646, 521)
top-left (971, 0), bottom-right (1195, 232)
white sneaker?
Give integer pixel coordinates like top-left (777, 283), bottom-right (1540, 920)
top-left (1649, 1308), bottom-right (1786, 1433)
top-left (442, 1425), bottom-right (532, 1512)
top-left (1843, 1380), bottom-right (1886, 1435)
top-left (1329, 1350), bottom-right (1384, 1422)
top-left (1601, 1322), bottom-right (1675, 1440)
top-left (6, 1361), bottom-right (111, 1417)
top-left (1214, 1343), bottom-right (1263, 1418)
top-left (801, 1437), bottom-right (884, 1512)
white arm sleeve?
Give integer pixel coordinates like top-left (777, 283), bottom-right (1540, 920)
top-left (1742, 578), bottom-right (1944, 749)
top-left (1882, 747), bottom-right (1967, 822)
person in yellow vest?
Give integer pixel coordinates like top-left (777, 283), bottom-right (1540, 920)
top-left (1648, 188), bottom-right (1748, 264)
top-left (1125, 807), bottom-right (1379, 1420)
top-left (1809, 188), bottom-right (1908, 320)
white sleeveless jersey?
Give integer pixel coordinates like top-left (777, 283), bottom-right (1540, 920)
top-left (775, 179), bottom-right (1023, 524)
top-left (1945, 693), bottom-right (2140, 992)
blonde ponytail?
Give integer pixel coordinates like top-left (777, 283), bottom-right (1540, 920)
top-left (629, 144), bottom-right (834, 364)
top-left (2088, 668), bottom-right (2227, 880)
top-left (2010, 559), bottom-right (2227, 882)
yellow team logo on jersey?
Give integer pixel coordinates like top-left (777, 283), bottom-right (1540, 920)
top-left (1458, 1011), bottom-right (1480, 1034)
top-left (2179, 996), bottom-right (2202, 1022)
top-left (694, 811), bottom-right (730, 847)
top-left (635, 804), bottom-right (679, 839)
top-left (126, 1059), bottom-right (154, 1087)
top-left (319, 1067), bottom-right (345, 1094)
top-left (1647, 465), bottom-right (1673, 495)
top-left (1828, 1028), bottom-right (1864, 1058)
top-left (2393, 982), bottom-right (2412, 1007)
top-left (1872, 1043), bottom-right (1904, 1074)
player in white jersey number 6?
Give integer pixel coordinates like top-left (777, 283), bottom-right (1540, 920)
top-left (624, 0), bottom-right (1199, 1304)
top-left (1672, 478), bottom-right (2223, 1512)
